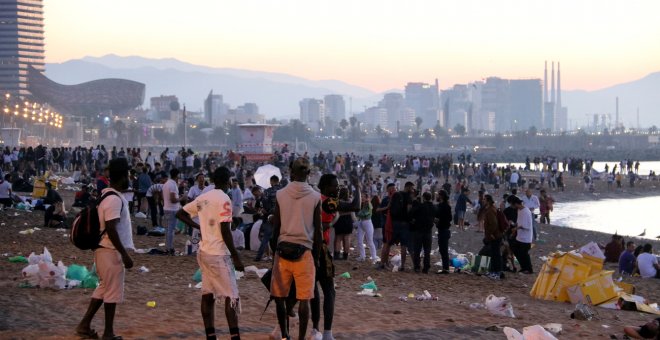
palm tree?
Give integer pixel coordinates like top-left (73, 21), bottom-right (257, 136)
top-left (415, 117), bottom-right (423, 131)
top-left (453, 124), bottom-right (466, 136)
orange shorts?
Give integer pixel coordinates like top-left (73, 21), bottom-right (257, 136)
top-left (270, 250), bottom-right (315, 300)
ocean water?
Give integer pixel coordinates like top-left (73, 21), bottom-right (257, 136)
top-left (496, 161), bottom-right (660, 176)
top-left (551, 196), bottom-right (660, 239)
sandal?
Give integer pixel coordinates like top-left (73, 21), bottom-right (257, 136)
top-left (75, 329), bottom-right (99, 339)
top-left (102, 336), bottom-right (123, 340)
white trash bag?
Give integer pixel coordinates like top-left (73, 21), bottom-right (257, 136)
top-left (485, 294), bottom-right (516, 318)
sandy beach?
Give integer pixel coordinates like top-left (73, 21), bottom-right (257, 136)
top-left (1, 172), bottom-right (660, 340)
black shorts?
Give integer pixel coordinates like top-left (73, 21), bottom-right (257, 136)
top-left (333, 215), bottom-right (353, 235)
top-left (389, 221), bottom-right (410, 247)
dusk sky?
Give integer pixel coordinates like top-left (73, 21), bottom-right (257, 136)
top-left (44, 0), bottom-right (660, 92)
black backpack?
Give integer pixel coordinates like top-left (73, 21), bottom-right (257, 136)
top-left (70, 191), bottom-right (122, 250)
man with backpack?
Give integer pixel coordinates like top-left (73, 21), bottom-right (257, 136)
top-left (75, 158), bottom-right (134, 340)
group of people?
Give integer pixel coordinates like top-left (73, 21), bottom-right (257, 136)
top-left (605, 235), bottom-right (660, 279)
top-left (1, 142), bottom-right (656, 340)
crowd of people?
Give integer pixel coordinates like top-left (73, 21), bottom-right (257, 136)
top-left (1, 144), bottom-right (658, 339)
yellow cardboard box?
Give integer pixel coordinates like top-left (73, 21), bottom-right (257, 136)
top-left (567, 270), bottom-right (617, 305)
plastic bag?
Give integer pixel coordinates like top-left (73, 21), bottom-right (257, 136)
top-left (21, 264), bottom-right (40, 287)
top-left (361, 280), bottom-right (378, 291)
top-left (193, 268), bottom-right (202, 282)
top-left (389, 254), bottom-right (401, 268)
top-left (66, 264), bottom-right (89, 281)
top-left (485, 294), bottom-right (516, 318)
top-left (9, 256), bottom-right (28, 263)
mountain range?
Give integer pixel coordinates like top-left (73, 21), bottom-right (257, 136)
top-left (44, 54), bottom-right (660, 127)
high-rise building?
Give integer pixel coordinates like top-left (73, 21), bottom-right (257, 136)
top-left (404, 80), bottom-right (439, 129)
top-left (362, 106), bottom-right (388, 129)
top-left (379, 93), bottom-right (404, 131)
top-left (204, 90), bottom-right (224, 126)
top-left (239, 102), bottom-right (259, 115)
top-left (509, 79), bottom-right (543, 131)
top-left (299, 98), bottom-right (324, 131)
top-left (0, 0), bottom-right (45, 97)
top-left (480, 77), bottom-right (510, 132)
top-left (323, 94), bottom-right (345, 124)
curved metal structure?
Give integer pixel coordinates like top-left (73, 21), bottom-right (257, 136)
top-left (27, 65), bottom-right (145, 116)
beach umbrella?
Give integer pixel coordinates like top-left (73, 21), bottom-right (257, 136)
top-left (254, 164), bottom-right (282, 189)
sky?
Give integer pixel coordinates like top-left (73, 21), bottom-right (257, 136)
top-left (44, 0), bottom-right (660, 93)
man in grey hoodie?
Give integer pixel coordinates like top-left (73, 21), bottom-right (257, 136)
top-left (270, 157), bottom-right (322, 340)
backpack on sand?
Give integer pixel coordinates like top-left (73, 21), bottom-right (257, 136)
top-left (70, 191), bottom-right (122, 250)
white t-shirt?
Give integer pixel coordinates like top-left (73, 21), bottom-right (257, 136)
top-left (510, 172), bottom-right (520, 184)
top-left (231, 229), bottom-right (245, 249)
top-left (98, 188), bottom-right (134, 250)
top-left (521, 194), bottom-right (540, 211)
top-left (0, 180), bottom-right (11, 198)
top-left (516, 207), bottom-right (534, 244)
top-left (637, 253), bottom-right (658, 278)
top-left (182, 189), bottom-right (233, 256)
top-left (188, 185), bottom-right (205, 200)
top-left (186, 155), bottom-right (194, 167)
top-left (162, 179), bottom-right (180, 211)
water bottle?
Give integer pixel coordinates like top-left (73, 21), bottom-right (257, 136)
top-left (185, 240), bottom-right (192, 255)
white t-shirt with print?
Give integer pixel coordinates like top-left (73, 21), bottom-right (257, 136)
top-left (98, 188), bottom-right (134, 250)
top-left (162, 179), bottom-right (180, 211)
top-left (183, 189), bottom-right (233, 256)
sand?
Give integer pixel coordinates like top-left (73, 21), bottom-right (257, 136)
top-left (1, 172), bottom-right (660, 340)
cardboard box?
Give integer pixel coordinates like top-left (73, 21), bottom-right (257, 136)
top-left (567, 271), bottom-right (617, 305)
top-left (615, 281), bottom-right (635, 295)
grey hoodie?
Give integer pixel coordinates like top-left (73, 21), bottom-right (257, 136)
top-left (276, 181), bottom-right (321, 250)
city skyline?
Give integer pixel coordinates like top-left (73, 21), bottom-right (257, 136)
top-left (43, 0), bottom-right (660, 93)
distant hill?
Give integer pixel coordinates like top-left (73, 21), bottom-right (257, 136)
top-left (562, 72), bottom-right (660, 128)
top-left (44, 55), bottom-right (376, 118)
top-left (46, 55), bottom-right (660, 126)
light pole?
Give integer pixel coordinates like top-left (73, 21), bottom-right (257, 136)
top-left (182, 104), bottom-right (187, 149)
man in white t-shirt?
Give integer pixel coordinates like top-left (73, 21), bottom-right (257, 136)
top-left (162, 168), bottom-right (184, 255)
top-left (76, 158), bottom-right (134, 340)
top-left (0, 174), bottom-right (12, 208)
top-left (521, 188), bottom-right (540, 241)
top-left (177, 167), bottom-right (244, 340)
top-left (510, 196), bottom-right (534, 274)
top-left (636, 244), bottom-right (660, 279)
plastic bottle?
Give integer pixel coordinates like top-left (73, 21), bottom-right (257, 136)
top-left (185, 240), bottom-right (192, 255)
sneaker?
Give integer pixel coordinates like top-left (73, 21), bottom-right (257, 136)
top-left (487, 273), bottom-right (500, 280)
top-left (309, 329), bottom-right (323, 340)
top-left (322, 330), bottom-right (335, 340)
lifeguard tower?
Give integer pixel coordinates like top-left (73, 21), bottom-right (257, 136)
top-left (237, 123), bottom-right (279, 161)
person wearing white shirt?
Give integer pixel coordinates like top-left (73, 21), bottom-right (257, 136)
top-left (229, 179), bottom-right (243, 217)
top-left (521, 188), bottom-right (541, 241)
top-left (176, 167), bottom-right (244, 340)
top-left (510, 196), bottom-right (534, 274)
top-left (636, 244), bottom-right (660, 279)
top-left (509, 171), bottom-right (520, 190)
top-left (162, 168), bottom-right (183, 255)
top-left (76, 158), bottom-right (134, 340)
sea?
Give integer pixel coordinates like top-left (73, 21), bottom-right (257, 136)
top-left (491, 160), bottom-right (660, 239)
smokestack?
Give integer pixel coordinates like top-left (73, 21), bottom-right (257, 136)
top-left (544, 61), bottom-right (548, 103)
top-left (615, 97), bottom-right (619, 128)
top-left (556, 62), bottom-right (561, 130)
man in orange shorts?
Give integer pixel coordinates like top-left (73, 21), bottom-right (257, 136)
top-left (270, 158), bottom-right (322, 340)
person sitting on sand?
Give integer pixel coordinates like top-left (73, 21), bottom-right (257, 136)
top-left (623, 317), bottom-right (659, 339)
top-left (72, 185), bottom-right (92, 208)
top-left (635, 244), bottom-right (660, 279)
top-left (604, 234), bottom-right (625, 263)
top-left (618, 241), bottom-right (636, 275)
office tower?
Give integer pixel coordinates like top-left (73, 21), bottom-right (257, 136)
top-left (323, 94), bottom-right (345, 123)
top-left (404, 80), bottom-right (439, 129)
top-left (0, 0), bottom-right (45, 96)
top-left (204, 90), bottom-right (224, 126)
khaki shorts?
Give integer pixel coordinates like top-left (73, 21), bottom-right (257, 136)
top-left (270, 250), bottom-right (315, 300)
top-left (91, 248), bottom-right (125, 303)
top-left (197, 251), bottom-right (239, 302)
